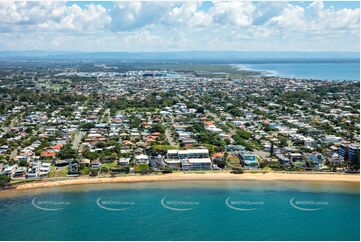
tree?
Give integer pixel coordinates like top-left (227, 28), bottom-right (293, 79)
top-left (18, 159), bottom-right (28, 167)
top-left (95, 142), bottom-right (105, 148)
top-left (196, 106), bottom-right (204, 113)
top-left (151, 145), bottom-right (177, 155)
top-left (278, 136), bottom-right (288, 148)
top-left (79, 122), bottom-right (95, 130)
top-left (83, 150), bottom-right (99, 160)
top-left (231, 167), bottom-right (244, 174)
top-left (89, 168), bottom-right (99, 176)
top-left (162, 166), bottom-right (173, 173)
top-left (232, 135), bottom-right (254, 151)
top-left (152, 123), bottom-right (166, 133)
top-left (0, 175), bottom-right (11, 188)
top-left (58, 144), bottom-right (76, 159)
top-left (215, 159), bottom-right (226, 169)
top-left (238, 130), bottom-right (252, 140)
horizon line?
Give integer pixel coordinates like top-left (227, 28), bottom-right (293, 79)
top-left (1, 50), bottom-right (360, 53)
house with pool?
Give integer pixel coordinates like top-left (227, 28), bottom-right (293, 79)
top-left (238, 151), bottom-right (259, 169)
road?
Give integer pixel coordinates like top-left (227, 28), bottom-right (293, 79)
top-left (165, 128), bottom-right (178, 147)
top-left (165, 114), bottom-right (179, 147)
top-left (9, 115), bottom-right (20, 129)
top-left (9, 148), bottom-right (18, 161)
top-left (179, 94), bottom-right (268, 158)
top-left (209, 111), bottom-right (269, 159)
top-left (72, 131), bottom-right (85, 150)
top-left (208, 112), bottom-right (236, 136)
top-left (100, 108), bottom-right (111, 123)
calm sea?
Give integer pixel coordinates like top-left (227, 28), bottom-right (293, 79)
top-left (235, 61), bottom-right (360, 81)
top-left (0, 180), bottom-right (359, 241)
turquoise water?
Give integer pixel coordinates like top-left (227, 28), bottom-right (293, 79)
top-left (0, 181), bottom-right (359, 241)
top-left (236, 61), bottom-right (360, 80)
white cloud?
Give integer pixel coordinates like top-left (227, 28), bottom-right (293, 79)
top-left (209, 1), bottom-right (255, 27)
top-left (253, 1), bottom-right (288, 25)
top-left (311, 5), bottom-right (360, 33)
top-left (164, 2), bottom-right (212, 28)
top-left (266, 4), bottom-right (305, 30)
top-left (0, 1), bottom-right (359, 51)
top-left (308, 0), bottom-right (324, 18)
top-left (38, 4), bottom-right (111, 32)
top-left (0, 1), bottom-right (110, 32)
top-left (265, 1), bottom-right (359, 38)
top-left (110, 2), bottom-right (172, 31)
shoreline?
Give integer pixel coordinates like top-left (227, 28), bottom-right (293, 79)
top-left (230, 62), bottom-right (361, 81)
top-left (7, 172), bottom-right (360, 191)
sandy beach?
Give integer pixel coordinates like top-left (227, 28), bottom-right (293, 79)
top-left (10, 172), bottom-right (360, 191)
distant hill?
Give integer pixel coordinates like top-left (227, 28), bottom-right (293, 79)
top-left (0, 51), bottom-right (359, 62)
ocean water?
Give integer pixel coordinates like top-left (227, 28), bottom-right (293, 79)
top-left (235, 61), bottom-right (360, 81)
top-left (0, 181), bottom-right (359, 241)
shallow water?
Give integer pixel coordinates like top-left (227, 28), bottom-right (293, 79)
top-left (235, 62), bottom-right (360, 81)
top-left (0, 180), bottom-right (359, 241)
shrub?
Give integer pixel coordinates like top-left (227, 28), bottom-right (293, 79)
top-left (162, 166), bottom-right (173, 174)
top-left (134, 164), bottom-right (149, 173)
top-left (231, 167), bottom-right (244, 174)
top-left (0, 175), bottom-right (11, 188)
top-left (80, 167), bottom-right (90, 175)
top-left (238, 130), bottom-right (252, 140)
top-left (215, 160), bottom-right (226, 169)
top-left (89, 168), bottom-right (99, 176)
top-left (101, 167), bottom-right (109, 173)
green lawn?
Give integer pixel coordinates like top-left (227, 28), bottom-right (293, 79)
top-left (227, 158), bottom-right (242, 169)
top-left (80, 167), bottom-right (90, 175)
top-left (102, 162), bottom-right (118, 169)
top-left (49, 166), bottom-right (56, 178)
top-left (56, 167), bottom-right (68, 177)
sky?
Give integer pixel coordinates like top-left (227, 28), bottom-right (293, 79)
top-left (0, 0), bottom-right (359, 52)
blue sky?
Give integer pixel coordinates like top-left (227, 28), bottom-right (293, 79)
top-left (0, 1), bottom-right (359, 52)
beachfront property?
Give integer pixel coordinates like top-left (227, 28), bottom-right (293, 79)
top-left (38, 163), bottom-right (51, 177)
top-left (167, 149), bottom-right (209, 159)
top-left (118, 158), bottom-right (130, 167)
top-left (165, 149), bottom-right (211, 170)
top-left (275, 154), bottom-right (290, 167)
top-left (338, 143), bottom-right (360, 167)
top-left (288, 153), bottom-right (306, 168)
top-left (238, 151), bottom-right (259, 169)
top-left (68, 161), bottom-right (80, 176)
top-left (308, 152), bottom-right (325, 169)
top-left (1, 165), bottom-right (18, 177)
top-left (0, 52), bottom-right (359, 183)
top-left (135, 154), bottom-right (150, 164)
